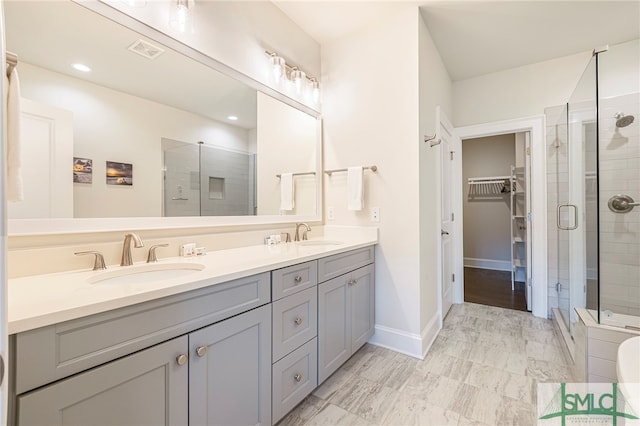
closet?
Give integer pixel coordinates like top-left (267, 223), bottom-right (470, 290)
top-left (462, 132), bottom-right (531, 311)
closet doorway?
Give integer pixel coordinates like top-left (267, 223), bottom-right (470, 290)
top-left (461, 132), bottom-right (531, 312)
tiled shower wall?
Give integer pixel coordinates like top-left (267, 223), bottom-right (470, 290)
top-left (164, 144), bottom-right (255, 217)
top-left (598, 92), bottom-right (640, 316)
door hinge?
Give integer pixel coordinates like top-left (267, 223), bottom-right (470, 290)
top-left (451, 213), bottom-right (454, 221)
top-left (556, 282), bottom-right (562, 292)
top-left (526, 147), bottom-right (531, 156)
top-left (450, 151), bottom-right (454, 161)
top-left (452, 273), bottom-right (455, 283)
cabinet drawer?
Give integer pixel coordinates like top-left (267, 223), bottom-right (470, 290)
top-left (272, 260), bottom-right (317, 300)
top-left (14, 272), bottom-right (270, 395)
top-left (318, 246), bottom-right (374, 283)
top-left (272, 338), bottom-right (317, 425)
top-left (272, 287), bottom-right (317, 362)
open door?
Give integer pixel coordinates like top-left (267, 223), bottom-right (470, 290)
top-left (435, 106), bottom-right (461, 319)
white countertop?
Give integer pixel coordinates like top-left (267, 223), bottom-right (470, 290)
top-left (9, 231), bottom-right (377, 335)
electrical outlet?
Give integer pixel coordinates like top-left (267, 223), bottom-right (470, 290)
top-left (371, 207), bottom-right (380, 222)
top-left (327, 206), bottom-right (335, 220)
top-left (180, 243), bottom-right (196, 256)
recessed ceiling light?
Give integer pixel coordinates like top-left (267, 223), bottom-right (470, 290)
top-left (72, 63), bottom-right (91, 72)
top-left (228, 115), bottom-right (239, 121)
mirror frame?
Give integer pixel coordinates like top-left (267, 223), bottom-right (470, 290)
top-left (8, 0), bottom-right (323, 236)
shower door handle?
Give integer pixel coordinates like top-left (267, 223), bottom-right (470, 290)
top-left (557, 204), bottom-right (578, 230)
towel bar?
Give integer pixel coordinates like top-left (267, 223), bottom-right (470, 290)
top-left (324, 165), bottom-right (377, 176)
top-left (275, 171), bottom-right (316, 178)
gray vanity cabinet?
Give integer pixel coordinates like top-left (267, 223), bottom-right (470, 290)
top-left (189, 304), bottom-right (271, 426)
top-left (16, 335), bottom-right (189, 426)
top-left (12, 272), bottom-right (272, 426)
top-left (318, 248), bottom-right (375, 385)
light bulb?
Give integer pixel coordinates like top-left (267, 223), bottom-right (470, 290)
top-left (290, 67), bottom-right (306, 95)
top-left (169, 0), bottom-right (194, 33)
top-left (310, 78), bottom-right (320, 104)
top-left (72, 63), bottom-right (91, 72)
top-left (270, 54), bottom-right (285, 84)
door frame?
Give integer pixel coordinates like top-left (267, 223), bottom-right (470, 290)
top-left (455, 115), bottom-right (547, 318)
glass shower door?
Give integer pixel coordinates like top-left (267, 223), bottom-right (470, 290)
top-left (555, 56), bottom-right (597, 336)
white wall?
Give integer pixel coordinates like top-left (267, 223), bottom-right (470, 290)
top-left (322, 6), bottom-right (452, 357)
top-left (256, 92), bottom-right (317, 216)
top-left (418, 11), bottom-right (453, 352)
top-left (462, 134), bottom-right (515, 269)
top-left (18, 62), bottom-right (249, 218)
top-left (453, 50), bottom-right (592, 126)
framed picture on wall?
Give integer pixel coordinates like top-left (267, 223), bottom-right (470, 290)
top-left (73, 157), bottom-right (93, 183)
top-left (106, 161), bottom-right (133, 186)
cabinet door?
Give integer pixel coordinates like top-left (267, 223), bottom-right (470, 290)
top-left (350, 264), bottom-right (375, 352)
top-left (189, 305), bottom-right (271, 426)
top-left (17, 336), bottom-right (188, 426)
top-left (317, 275), bottom-right (350, 385)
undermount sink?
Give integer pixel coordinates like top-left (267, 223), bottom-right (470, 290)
top-left (297, 240), bottom-right (343, 247)
top-left (617, 336), bottom-right (640, 416)
top-left (88, 262), bottom-right (206, 285)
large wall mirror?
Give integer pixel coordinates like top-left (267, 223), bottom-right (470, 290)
top-left (5, 0), bottom-right (321, 234)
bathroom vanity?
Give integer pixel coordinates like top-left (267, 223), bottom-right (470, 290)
top-left (7, 236), bottom-right (376, 425)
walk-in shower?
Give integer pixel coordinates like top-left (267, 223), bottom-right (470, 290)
top-left (162, 139), bottom-right (256, 217)
top-left (546, 39), bottom-right (640, 355)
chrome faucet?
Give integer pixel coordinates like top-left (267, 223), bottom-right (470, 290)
top-left (121, 233), bottom-right (144, 266)
top-left (294, 223), bottom-right (311, 241)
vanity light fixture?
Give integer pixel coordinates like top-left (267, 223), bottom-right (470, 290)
top-left (290, 67), bottom-right (306, 95)
top-left (265, 50), bottom-right (319, 103)
top-left (310, 78), bottom-right (320, 104)
top-left (169, 0), bottom-right (195, 33)
top-left (269, 52), bottom-right (286, 84)
top-left (72, 63), bottom-right (91, 72)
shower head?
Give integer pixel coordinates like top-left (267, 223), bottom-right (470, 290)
top-left (614, 112), bottom-right (635, 128)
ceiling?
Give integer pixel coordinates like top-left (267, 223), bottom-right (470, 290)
top-left (4, 1), bottom-right (257, 129)
top-left (273, 1), bottom-right (640, 81)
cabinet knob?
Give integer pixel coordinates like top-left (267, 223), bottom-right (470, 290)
top-left (294, 373), bottom-right (302, 382)
top-left (294, 317), bottom-right (303, 326)
top-left (294, 275), bottom-right (303, 284)
top-left (196, 346), bottom-right (208, 357)
top-left (348, 278), bottom-right (357, 286)
top-left (176, 354), bottom-right (188, 366)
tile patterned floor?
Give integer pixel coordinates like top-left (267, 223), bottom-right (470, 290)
top-left (278, 302), bottom-right (574, 426)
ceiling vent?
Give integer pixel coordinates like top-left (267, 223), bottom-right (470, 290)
top-left (128, 39), bottom-right (165, 60)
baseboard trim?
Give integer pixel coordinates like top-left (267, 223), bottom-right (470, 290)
top-left (368, 313), bottom-right (440, 360)
top-left (464, 258), bottom-right (511, 272)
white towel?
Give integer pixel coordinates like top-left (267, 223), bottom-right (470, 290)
top-left (347, 166), bottom-right (363, 211)
top-left (280, 173), bottom-right (294, 211)
top-left (6, 67), bottom-right (23, 202)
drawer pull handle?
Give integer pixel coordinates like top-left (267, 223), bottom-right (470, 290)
top-left (196, 346), bottom-right (208, 357)
top-left (294, 275), bottom-right (303, 283)
top-left (294, 317), bottom-right (303, 326)
top-left (294, 373), bottom-right (302, 382)
top-left (176, 354), bottom-right (188, 366)
top-left (348, 278), bottom-right (357, 286)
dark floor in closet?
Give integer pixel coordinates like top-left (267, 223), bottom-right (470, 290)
top-left (464, 267), bottom-right (528, 312)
